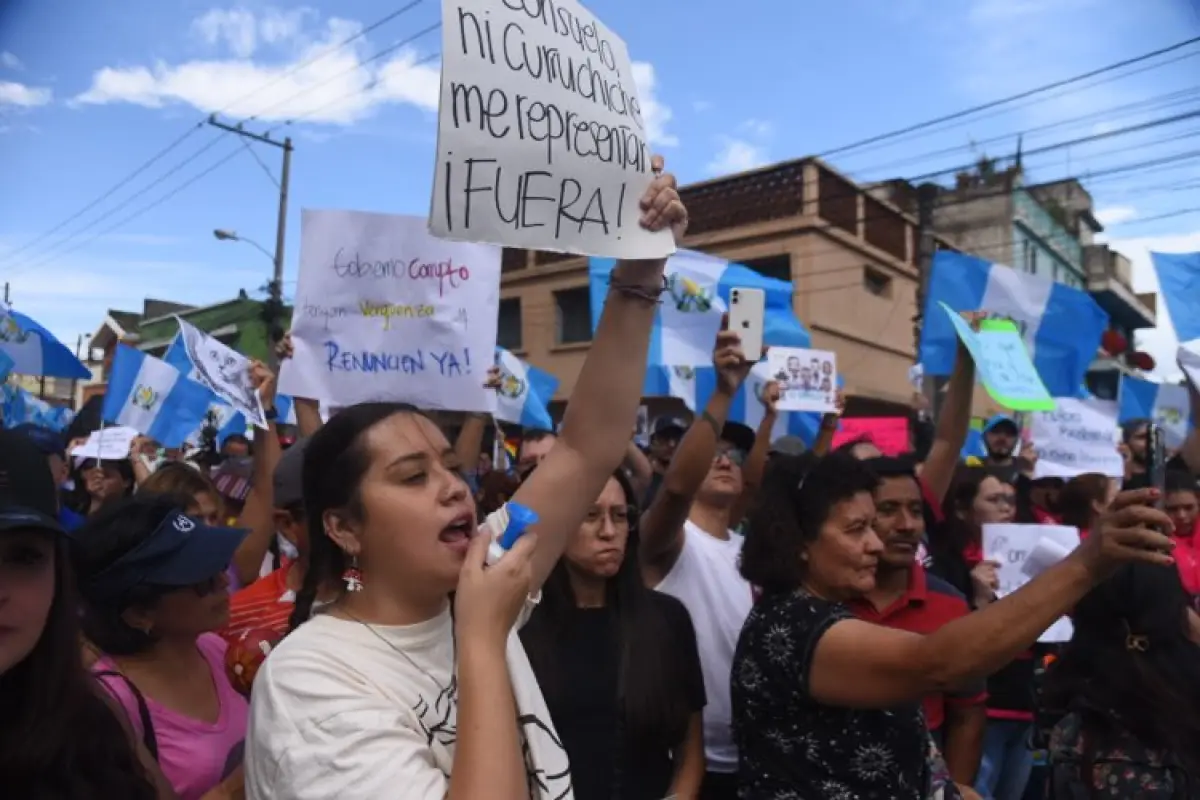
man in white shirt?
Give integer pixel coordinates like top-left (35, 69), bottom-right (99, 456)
top-left (638, 327), bottom-right (758, 800)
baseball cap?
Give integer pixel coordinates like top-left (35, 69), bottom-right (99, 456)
top-left (80, 508), bottom-right (247, 604)
top-left (721, 422), bottom-right (756, 454)
top-left (0, 429), bottom-right (64, 536)
top-left (652, 416), bottom-right (688, 439)
top-left (212, 456), bottom-right (254, 503)
top-left (11, 423), bottom-right (65, 457)
top-left (273, 437), bottom-right (308, 510)
top-left (983, 414), bottom-right (1019, 435)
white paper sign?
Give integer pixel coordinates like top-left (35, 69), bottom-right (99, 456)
top-left (1030, 397), bottom-right (1123, 480)
top-left (280, 209), bottom-right (501, 412)
top-left (71, 426), bottom-right (139, 462)
top-left (429, 0), bottom-right (674, 260)
top-left (767, 347), bottom-right (838, 413)
top-left (176, 317), bottom-right (267, 428)
top-left (983, 523), bottom-right (1080, 643)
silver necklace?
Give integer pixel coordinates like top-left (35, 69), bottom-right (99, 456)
top-left (338, 606), bottom-right (457, 696)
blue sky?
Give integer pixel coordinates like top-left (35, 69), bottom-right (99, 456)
top-left (1, 0), bottom-right (1198, 379)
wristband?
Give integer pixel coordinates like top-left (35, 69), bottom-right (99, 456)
top-left (264, 406), bottom-right (279, 422)
top-left (700, 410), bottom-right (722, 438)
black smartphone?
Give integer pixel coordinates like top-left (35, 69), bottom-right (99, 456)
top-left (1147, 423), bottom-right (1167, 506)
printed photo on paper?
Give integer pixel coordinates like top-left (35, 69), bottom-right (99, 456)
top-left (767, 346), bottom-right (838, 414)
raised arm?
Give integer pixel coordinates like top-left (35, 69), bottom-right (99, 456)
top-left (639, 324), bottom-right (752, 574)
top-left (921, 315), bottom-right (979, 505)
top-left (514, 158), bottom-right (688, 590)
top-left (1177, 371), bottom-right (1200, 474)
top-left (807, 490), bottom-right (1174, 709)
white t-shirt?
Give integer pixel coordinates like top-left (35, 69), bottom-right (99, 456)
top-left (245, 600), bottom-right (572, 799)
top-left (654, 520), bottom-right (753, 774)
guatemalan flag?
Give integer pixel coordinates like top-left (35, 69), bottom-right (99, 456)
top-left (1118, 374), bottom-right (1193, 448)
top-left (164, 333), bottom-right (298, 443)
top-left (0, 307), bottom-right (91, 379)
top-left (1150, 252), bottom-right (1200, 343)
top-left (588, 249), bottom-right (823, 444)
top-left (494, 348), bottom-right (558, 431)
top-left (102, 345), bottom-right (212, 448)
top-left (920, 251), bottom-right (1108, 399)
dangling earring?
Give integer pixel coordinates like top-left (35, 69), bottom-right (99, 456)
top-left (342, 555), bottom-right (364, 592)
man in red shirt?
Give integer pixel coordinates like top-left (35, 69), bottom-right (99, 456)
top-left (848, 456), bottom-right (987, 790)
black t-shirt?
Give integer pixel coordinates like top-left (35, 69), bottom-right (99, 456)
top-left (732, 590), bottom-right (935, 799)
top-left (541, 592), bottom-right (705, 800)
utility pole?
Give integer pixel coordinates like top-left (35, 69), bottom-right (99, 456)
top-left (207, 114), bottom-right (293, 364)
top-left (71, 334), bottom-right (84, 411)
top-left (3, 282), bottom-right (9, 304)
top-left (914, 182), bottom-right (942, 420)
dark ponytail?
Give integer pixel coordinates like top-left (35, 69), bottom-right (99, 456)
top-left (286, 402), bottom-right (419, 633)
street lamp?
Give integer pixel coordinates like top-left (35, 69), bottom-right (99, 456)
top-left (212, 228), bottom-right (275, 264)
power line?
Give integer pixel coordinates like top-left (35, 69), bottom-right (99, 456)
top-left (1, 1), bottom-right (428, 270)
top-left (818, 34), bottom-right (1200, 159)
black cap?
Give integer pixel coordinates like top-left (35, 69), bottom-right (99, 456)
top-left (721, 422), bottom-right (756, 454)
top-left (11, 423), bottom-right (65, 457)
top-left (652, 416), bottom-right (688, 439)
top-left (0, 429), bottom-right (64, 536)
top-left (273, 437), bottom-right (308, 509)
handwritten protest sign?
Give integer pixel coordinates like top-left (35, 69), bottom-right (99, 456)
top-left (71, 426), bottom-right (139, 462)
top-left (176, 317), bottom-right (268, 428)
top-left (941, 303), bottom-right (1054, 412)
top-left (831, 417), bottom-right (909, 456)
top-left (1030, 397), bottom-right (1123, 480)
top-left (767, 347), bottom-right (837, 413)
top-left (429, 0), bottom-right (674, 260)
top-left (982, 523), bottom-right (1079, 642)
top-left (280, 209), bottom-right (501, 412)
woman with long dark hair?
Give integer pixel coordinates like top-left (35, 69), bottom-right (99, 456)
top-left (1055, 473), bottom-right (1116, 534)
top-left (0, 430), bottom-right (169, 798)
top-left (521, 468), bottom-right (706, 800)
top-left (244, 164), bottom-right (687, 800)
top-left (1041, 562), bottom-right (1200, 796)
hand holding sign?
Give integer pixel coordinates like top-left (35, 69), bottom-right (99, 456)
top-left (940, 302), bottom-right (1054, 412)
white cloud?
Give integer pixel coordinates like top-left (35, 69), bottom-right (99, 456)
top-left (0, 80), bottom-right (51, 107)
top-left (631, 62), bottom-right (677, 147)
top-left (73, 12), bottom-right (440, 124)
top-left (707, 138), bottom-right (768, 176)
top-left (1, 51), bottom-right (22, 70)
top-left (1104, 229), bottom-right (1200, 380)
top-left (740, 118), bottom-right (773, 138)
top-left (692, 99), bottom-right (712, 113)
top-left (191, 6), bottom-right (314, 58)
top-left (1095, 205), bottom-right (1138, 226)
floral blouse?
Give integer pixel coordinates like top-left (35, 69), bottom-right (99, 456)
top-left (1048, 712), bottom-right (1196, 798)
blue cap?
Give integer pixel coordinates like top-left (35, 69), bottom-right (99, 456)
top-left (983, 414), bottom-right (1019, 434)
top-left (80, 509), bottom-right (247, 604)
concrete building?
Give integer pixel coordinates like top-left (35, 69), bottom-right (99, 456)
top-left (497, 157), bottom-right (998, 420)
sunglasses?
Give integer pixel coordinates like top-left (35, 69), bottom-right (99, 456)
top-left (714, 447), bottom-right (746, 466)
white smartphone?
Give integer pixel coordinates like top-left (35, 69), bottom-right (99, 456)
top-left (727, 286), bottom-right (765, 361)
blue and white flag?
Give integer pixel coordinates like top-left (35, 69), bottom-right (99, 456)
top-left (0, 350), bottom-right (13, 383)
top-left (0, 384), bottom-right (74, 432)
top-left (587, 249), bottom-right (820, 440)
top-left (103, 345), bottom-right (213, 448)
top-left (1118, 374), bottom-right (1193, 448)
top-left (167, 332), bottom-right (297, 432)
top-left (919, 251), bottom-right (1108, 398)
top-left (493, 348), bottom-right (558, 431)
top-left (1150, 251), bottom-right (1200, 343)
top-left (588, 249), bottom-right (811, 375)
top-left (0, 307), bottom-right (91, 380)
